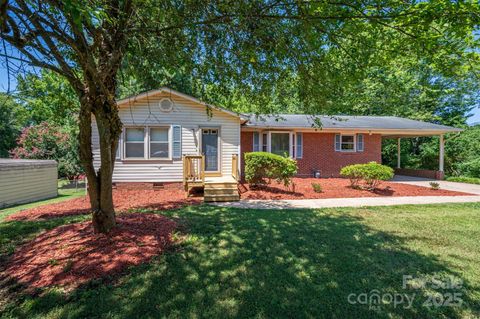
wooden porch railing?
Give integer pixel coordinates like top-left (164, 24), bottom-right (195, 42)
top-left (232, 154), bottom-right (239, 181)
top-left (183, 155), bottom-right (205, 188)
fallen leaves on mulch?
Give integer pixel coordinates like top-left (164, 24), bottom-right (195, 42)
top-left (6, 189), bottom-right (200, 221)
top-left (240, 178), bottom-right (471, 200)
top-left (5, 213), bottom-right (177, 289)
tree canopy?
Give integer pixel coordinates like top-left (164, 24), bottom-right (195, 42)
top-left (16, 70), bottom-right (79, 125)
top-left (119, 0), bottom-right (480, 117)
top-left (0, 93), bottom-right (26, 157)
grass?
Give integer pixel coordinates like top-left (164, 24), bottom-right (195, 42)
top-left (0, 182), bottom-right (85, 222)
top-left (446, 176), bottom-right (480, 185)
top-left (1, 203), bottom-right (480, 318)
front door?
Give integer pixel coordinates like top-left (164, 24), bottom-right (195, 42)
top-left (201, 128), bottom-right (219, 172)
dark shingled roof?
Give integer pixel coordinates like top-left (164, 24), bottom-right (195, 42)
top-left (243, 114), bottom-right (462, 132)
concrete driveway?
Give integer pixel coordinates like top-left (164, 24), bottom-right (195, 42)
top-left (391, 175), bottom-right (480, 195)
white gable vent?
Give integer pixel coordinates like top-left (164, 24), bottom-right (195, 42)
top-left (159, 98), bottom-right (173, 112)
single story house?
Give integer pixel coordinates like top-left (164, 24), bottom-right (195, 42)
top-left (91, 87), bottom-right (462, 201)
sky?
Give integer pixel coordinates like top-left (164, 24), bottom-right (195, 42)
top-left (1, 63), bottom-right (479, 125)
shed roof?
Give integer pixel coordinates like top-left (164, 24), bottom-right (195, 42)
top-left (0, 159), bottom-right (57, 170)
top-left (243, 114), bottom-right (462, 134)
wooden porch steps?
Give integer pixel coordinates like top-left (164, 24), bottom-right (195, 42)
top-left (183, 154), bottom-right (240, 202)
top-left (204, 181), bottom-right (239, 202)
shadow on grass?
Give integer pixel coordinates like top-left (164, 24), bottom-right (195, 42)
top-left (2, 205), bottom-right (479, 318)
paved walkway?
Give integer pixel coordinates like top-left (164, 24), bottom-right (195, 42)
top-left (213, 195), bottom-right (480, 209)
top-left (391, 175), bottom-right (480, 195)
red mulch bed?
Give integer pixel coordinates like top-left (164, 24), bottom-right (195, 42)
top-left (6, 178), bottom-right (471, 221)
top-left (240, 178), bottom-right (471, 200)
top-left (6, 189), bottom-right (200, 222)
top-left (5, 213), bottom-right (177, 289)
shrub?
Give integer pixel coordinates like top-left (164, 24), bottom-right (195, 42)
top-left (244, 152), bottom-right (297, 187)
top-left (446, 176), bottom-right (480, 185)
top-left (457, 158), bottom-right (480, 178)
top-left (311, 182), bottom-right (322, 193)
top-left (429, 182), bottom-right (440, 190)
top-left (10, 122), bottom-right (82, 178)
top-left (340, 162), bottom-right (394, 190)
top-left (339, 164), bottom-right (363, 188)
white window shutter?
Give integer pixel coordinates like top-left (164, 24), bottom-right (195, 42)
top-left (335, 134), bottom-right (341, 151)
top-left (357, 134), bottom-right (364, 152)
top-left (253, 132), bottom-right (260, 152)
top-left (296, 133), bottom-right (303, 158)
top-left (172, 125), bottom-right (182, 159)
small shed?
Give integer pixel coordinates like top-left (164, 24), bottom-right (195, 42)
top-left (0, 159), bottom-right (58, 208)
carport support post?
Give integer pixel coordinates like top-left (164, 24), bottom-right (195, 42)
top-left (397, 138), bottom-right (401, 169)
top-left (439, 134), bottom-right (444, 172)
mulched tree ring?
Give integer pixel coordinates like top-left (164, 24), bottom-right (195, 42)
top-left (5, 213), bottom-right (178, 290)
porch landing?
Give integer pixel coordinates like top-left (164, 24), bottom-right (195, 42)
top-left (183, 154), bottom-right (240, 202)
top-left (205, 176), bottom-right (237, 183)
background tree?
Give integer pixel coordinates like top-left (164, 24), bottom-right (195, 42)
top-left (1, 0), bottom-right (479, 233)
top-left (16, 69), bottom-right (79, 125)
top-left (0, 93), bottom-right (26, 157)
top-left (10, 122), bottom-right (82, 178)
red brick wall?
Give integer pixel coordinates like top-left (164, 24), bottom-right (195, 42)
top-left (240, 131), bottom-right (253, 176)
top-left (240, 131), bottom-right (382, 178)
top-left (297, 132), bottom-right (382, 177)
top-left (395, 168), bottom-right (444, 180)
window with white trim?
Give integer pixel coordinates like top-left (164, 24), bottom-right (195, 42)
top-left (262, 133), bottom-right (268, 152)
top-left (123, 126), bottom-right (175, 159)
top-left (335, 134), bottom-right (356, 152)
top-left (357, 134), bottom-right (364, 152)
top-left (253, 132), bottom-right (260, 151)
top-left (125, 128), bottom-right (145, 158)
top-left (150, 127), bottom-right (169, 158)
top-left (270, 132), bottom-right (290, 156)
top-left (254, 131), bottom-right (304, 158)
top-left (295, 133), bottom-right (303, 158)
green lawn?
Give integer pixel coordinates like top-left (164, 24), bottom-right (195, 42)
top-left (446, 176), bottom-right (480, 185)
top-left (1, 202), bottom-right (479, 318)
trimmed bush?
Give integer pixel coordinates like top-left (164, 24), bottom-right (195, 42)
top-left (340, 162), bottom-right (394, 190)
top-left (429, 182), bottom-right (440, 190)
top-left (244, 152), bottom-right (297, 187)
top-left (311, 182), bottom-right (322, 193)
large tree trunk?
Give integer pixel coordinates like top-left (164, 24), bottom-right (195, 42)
top-left (78, 92), bottom-right (122, 233)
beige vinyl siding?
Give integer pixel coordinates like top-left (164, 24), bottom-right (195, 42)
top-left (92, 92), bottom-right (241, 182)
top-left (0, 160), bottom-right (57, 208)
